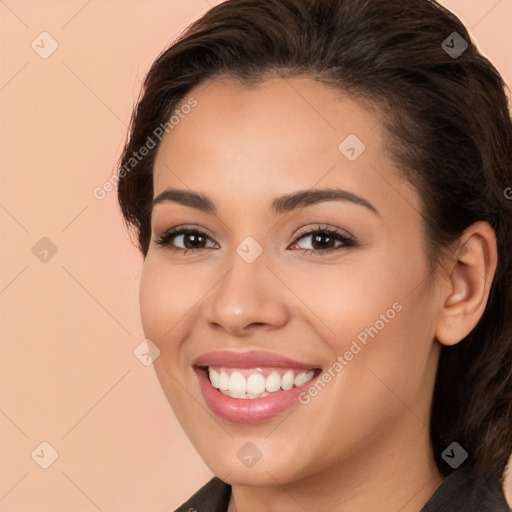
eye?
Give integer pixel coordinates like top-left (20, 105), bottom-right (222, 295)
top-left (154, 224), bottom-right (356, 256)
top-left (154, 227), bottom-right (218, 253)
top-left (289, 225), bottom-right (356, 255)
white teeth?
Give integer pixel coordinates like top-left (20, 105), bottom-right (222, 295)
top-left (218, 371), bottom-right (230, 390)
top-left (209, 368), bottom-right (220, 388)
top-left (298, 370), bottom-right (315, 386)
top-left (229, 372), bottom-right (246, 394)
top-left (294, 371), bottom-right (308, 387)
top-left (219, 389), bottom-right (272, 399)
top-left (207, 367), bottom-right (316, 399)
top-left (247, 373), bottom-right (266, 394)
top-left (281, 370), bottom-right (295, 391)
top-left (265, 372), bottom-right (281, 392)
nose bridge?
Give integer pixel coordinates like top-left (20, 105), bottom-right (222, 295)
top-left (204, 241), bottom-right (288, 333)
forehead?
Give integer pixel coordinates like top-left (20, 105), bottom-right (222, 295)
top-left (154, 76), bottom-right (377, 177)
top-left (152, 76), bottom-right (419, 217)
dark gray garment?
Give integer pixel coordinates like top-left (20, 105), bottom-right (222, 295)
top-left (175, 467), bottom-right (511, 511)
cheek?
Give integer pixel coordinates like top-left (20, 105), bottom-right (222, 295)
top-left (139, 261), bottom-right (167, 344)
top-left (139, 256), bottom-right (203, 411)
top-left (138, 255), bottom-right (198, 352)
top-left (283, 246), bottom-right (428, 344)
top-left (285, 243), bottom-right (436, 391)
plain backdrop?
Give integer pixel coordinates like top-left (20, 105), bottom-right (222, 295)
top-left (1, 1), bottom-right (511, 510)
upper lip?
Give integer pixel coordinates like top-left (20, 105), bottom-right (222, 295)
top-left (193, 350), bottom-right (320, 370)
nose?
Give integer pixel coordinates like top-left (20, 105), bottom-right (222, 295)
top-left (203, 250), bottom-right (289, 336)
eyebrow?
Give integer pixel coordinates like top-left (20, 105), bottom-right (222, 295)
top-left (151, 188), bottom-right (380, 216)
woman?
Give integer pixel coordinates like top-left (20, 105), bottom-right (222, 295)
top-left (117, 0), bottom-right (512, 510)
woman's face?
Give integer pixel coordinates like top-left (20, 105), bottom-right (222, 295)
top-left (140, 77), bottom-right (443, 486)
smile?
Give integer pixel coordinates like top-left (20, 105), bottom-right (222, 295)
top-left (193, 350), bottom-right (322, 423)
top-left (207, 366), bottom-right (316, 399)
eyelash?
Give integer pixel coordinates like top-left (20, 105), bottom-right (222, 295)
top-left (154, 225), bottom-right (356, 256)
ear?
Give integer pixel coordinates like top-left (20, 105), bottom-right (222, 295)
top-left (435, 221), bottom-right (498, 347)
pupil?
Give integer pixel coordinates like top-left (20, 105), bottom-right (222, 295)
top-left (313, 233), bottom-right (333, 249)
top-left (185, 233), bottom-right (204, 248)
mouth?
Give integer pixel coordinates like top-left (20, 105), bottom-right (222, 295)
top-left (199, 365), bottom-right (320, 399)
top-left (192, 351), bottom-right (322, 424)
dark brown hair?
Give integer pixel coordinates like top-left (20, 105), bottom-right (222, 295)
top-left (117, 0), bottom-right (512, 482)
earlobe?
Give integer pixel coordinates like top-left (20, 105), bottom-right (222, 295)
top-left (435, 221), bottom-right (497, 347)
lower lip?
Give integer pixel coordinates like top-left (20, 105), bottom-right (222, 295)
top-left (195, 367), bottom-right (320, 424)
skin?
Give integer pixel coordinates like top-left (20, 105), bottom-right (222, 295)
top-left (139, 77), bottom-right (497, 511)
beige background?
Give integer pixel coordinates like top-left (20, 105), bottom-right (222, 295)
top-left (1, 1), bottom-right (511, 510)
